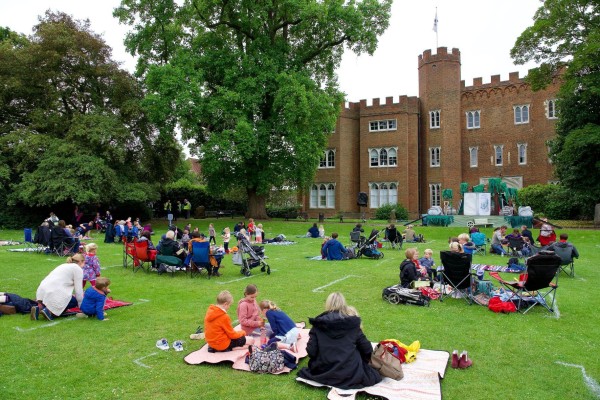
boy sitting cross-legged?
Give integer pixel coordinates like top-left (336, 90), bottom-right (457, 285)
top-left (204, 290), bottom-right (255, 352)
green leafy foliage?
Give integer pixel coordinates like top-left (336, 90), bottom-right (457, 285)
top-left (115, 0), bottom-right (392, 217)
top-left (511, 0), bottom-right (600, 218)
top-left (375, 203), bottom-right (408, 221)
top-left (0, 13), bottom-right (184, 214)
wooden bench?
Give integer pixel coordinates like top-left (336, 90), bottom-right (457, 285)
top-left (339, 212), bottom-right (367, 223)
top-left (284, 212), bottom-right (308, 222)
top-left (205, 210), bottom-right (234, 219)
top-left (468, 218), bottom-right (493, 228)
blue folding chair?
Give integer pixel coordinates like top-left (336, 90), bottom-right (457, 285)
top-left (24, 228), bottom-right (39, 252)
top-left (189, 241), bottom-right (212, 279)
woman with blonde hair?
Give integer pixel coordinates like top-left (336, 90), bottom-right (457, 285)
top-left (298, 292), bottom-right (381, 389)
top-left (32, 253), bottom-right (85, 321)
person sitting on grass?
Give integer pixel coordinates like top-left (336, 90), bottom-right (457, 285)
top-left (237, 284), bottom-right (266, 336)
top-left (259, 300), bottom-right (299, 352)
top-left (297, 292), bottom-right (381, 389)
top-left (321, 232), bottom-right (346, 261)
top-left (399, 248), bottom-right (427, 288)
top-left (458, 233), bottom-right (476, 255)
top-left (490, 226), bottom-right (508, 256)
top-left (77, 277), bottom-right (111, 321)
top-left (31, 254), bottom-right (85, 321)
top-left (418, 248), bottom-right (437, 281)
top-left (204, 290), bottom-right (254, 352)
top-left (307, 223), bottom-right (320, 238)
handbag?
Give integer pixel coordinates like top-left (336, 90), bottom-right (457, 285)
top-left (247, 344), bottom-right (284, 374)
top-left (370, 341), bottom-right (404, 380)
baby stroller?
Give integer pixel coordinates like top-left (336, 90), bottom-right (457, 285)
top-left (356, 229), bottom-right (384, 259)
top-left (232, 232), bottom-right (271, 276)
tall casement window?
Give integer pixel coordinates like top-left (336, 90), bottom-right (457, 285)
top-left (310, 184), bottom-right (335, 209)
top-left (369, 119), bottom-right (397, 132)
top-left (429, 147), bottom-right (441, 167)
top-left (429, 110), bottom-right (441, 129)
top-left (494, 145), bottom-right (504, 166)
top-left (369, 182), bottom-right (398, 208)
top-left (546, 99), bottom-right (558, 119)
top-left (469, 147), bottom-right (478, 167)
top-left (318, 149), bottom-right (335, 168)
top-left (429, 183), bottom-right (441, 207)
top-left (514, 104), bottom-right (530, 124)
top-left (466, 110), bottom-right (481, 129)
top-left (517, 143), bottom-right (527, 165)
top-left (369, 148), bottom-right (398, 167)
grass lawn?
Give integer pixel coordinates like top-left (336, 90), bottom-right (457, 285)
top-left (1, 219), bottom-right (599, 399)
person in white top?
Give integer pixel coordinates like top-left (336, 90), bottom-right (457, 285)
top-left (32, 253), bottom-right (85, 321)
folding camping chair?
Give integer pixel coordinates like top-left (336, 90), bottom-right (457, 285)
top-left (507, 237), bottom-right (526, 259)
top-left (471, 231), bottom-right (487, 255)
top-left (350, 231), bottom-right (364, 248)
top-left (122, 237), bottom-right (136, 268)
top-left (551, 245), bottom-right (576, 278)
top-left (24, 228), bottom-right (39, 252)
top-left (438, 251), bottom-right (474, 304)
top-left (133, 240), bottom-right (156, 273)
top-left (384, 227), bottom-right (403, 250)
top-left (188, 240), bottom-right (212, 279)
top-left (489, 251), bottom-right (561, 314)
top-left (49, 228), bottom-right (79, 256)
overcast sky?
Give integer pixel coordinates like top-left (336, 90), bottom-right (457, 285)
top-left (0, 0), bottom-right (542, 103)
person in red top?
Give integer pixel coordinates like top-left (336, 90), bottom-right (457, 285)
top-left (204, 290), bottom-right (254, 352)
top-left (247, 218), bottom-right (256, 241)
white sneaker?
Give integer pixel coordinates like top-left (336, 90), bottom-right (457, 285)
top-left (156, 338), bottom-right (169, 351)
top-left (75, 313), bottom-right (88, 318)
top-left (173, 340), bottom-right (184, 352)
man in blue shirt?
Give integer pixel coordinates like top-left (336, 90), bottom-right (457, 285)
top-left (322, 232), bottom-right (346, 260)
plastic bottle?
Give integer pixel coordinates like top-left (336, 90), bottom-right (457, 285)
top-left (260, 327), bottom-right (267, 346)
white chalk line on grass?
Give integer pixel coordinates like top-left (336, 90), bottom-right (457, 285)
top-left (134, 352), bottom-right (159, 369)
top-left (312, 275), bottom-right (361, 293)
top-left (217, 269), bottom-right (279, 285)
top-left (14, 316), bottom-right (76, 332)
top-left (15, 299), bottom-right (149, 332)
top-left (556, 361), bottom-right (600, 398)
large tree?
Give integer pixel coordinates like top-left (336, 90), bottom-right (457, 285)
top-left (0, 12), bottom-right (185, 209)
top-left (114, 0), bottom-right (392, 218)
top-left (511, 0), bottom-right (600, 217)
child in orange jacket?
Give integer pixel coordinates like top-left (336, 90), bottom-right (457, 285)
top-left (204, 290), bottom-right (254, 352)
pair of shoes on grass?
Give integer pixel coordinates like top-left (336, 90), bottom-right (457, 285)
top-left (156, 338), bottom-right (184, 352)
top-left (30, 306), bottom-right (53, 321)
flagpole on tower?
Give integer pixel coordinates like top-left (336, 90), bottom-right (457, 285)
top-left (433, 7), bottom-right (438, 49)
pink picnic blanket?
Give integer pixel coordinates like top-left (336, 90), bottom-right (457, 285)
top-left (65, 298), bottom-right (132, 315)
top-left (184, 326), bottom-right (309, 374)
top-left (296, 348), bottom-right (450, 400)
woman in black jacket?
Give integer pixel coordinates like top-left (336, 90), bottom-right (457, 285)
top-left (400, 247), bottom-right (420, 288)
top-left (297, 292), bottom-right (381, 389)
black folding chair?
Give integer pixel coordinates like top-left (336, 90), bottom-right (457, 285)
top-left (551, 245), bottom-right (576, 277)
top-left (439, 251), bottom-right (474, 304)
top-left (489, 252), bottom-right (561, 314)
top-left (507, 237), bottom-right (526, 259)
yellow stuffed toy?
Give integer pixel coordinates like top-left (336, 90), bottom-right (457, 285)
top-left (383, 339), bottom-right (421, 363)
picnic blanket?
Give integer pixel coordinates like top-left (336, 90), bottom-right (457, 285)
top-left (1, 240), bottom-right (21, 246)
top-left (472, 263), bottom-right (522, 273)
top-left (264, 241), bottom-right (296, 246)
top-left (64, 298), bottom-right (133, 315)
top-left (185, 325), bottom-right (309, 374)
top-left (297, 348), bottom-right (449, 400)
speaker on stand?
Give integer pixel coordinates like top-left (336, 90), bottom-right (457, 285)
top-left (357, 192), bottom-right (368, 222)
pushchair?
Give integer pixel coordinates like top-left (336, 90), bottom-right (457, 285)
top-left (232, 232), bottom-right (270, 276)
top-left (356, 229), bottom-right (384, 259)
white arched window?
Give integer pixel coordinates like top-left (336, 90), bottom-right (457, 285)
top-left (326, 184), bottom-right (335, 208)
top-left (327, 150), bottom-right (335, 167)
top-left (370, 149), bottom-right (379, 167)
top-left (388, 148), bottom-right (397, 166)
top-left (319, 184), bottom-right (327, 207)
top-left (379, 149), bottom-right (388, 166)
top-left (310, 185), bottom-right (318, 208)
top-left (380, 183), bottom-right (389, 205)
top-left (370, 183), bottom-right (379, 208)
top-left (389, 183), bottom-right (398, 204)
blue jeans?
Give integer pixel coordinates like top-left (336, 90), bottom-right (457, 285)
top-left (491, 244), bottom-right (506, 255)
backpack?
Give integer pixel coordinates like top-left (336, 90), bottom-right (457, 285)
top-left (247, 344), bottom-right (284, 374)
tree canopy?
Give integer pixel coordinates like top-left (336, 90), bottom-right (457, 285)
top-left (0, 12), bottom-right (185, 210)
top-left (114, 0), bottom-right (392, 218)
top-left (511, 0), bottom-right (600, 217)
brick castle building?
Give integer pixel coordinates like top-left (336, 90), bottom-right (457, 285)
top-left (302, 47), bottom-right (560, 219)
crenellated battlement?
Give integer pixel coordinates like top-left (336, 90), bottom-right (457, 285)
top-left (418, 47), bottom-right (461, 67)
top-left (461, 71), bottom-right (526, 90)
top-left (342, 95), bottom-right (419, 112)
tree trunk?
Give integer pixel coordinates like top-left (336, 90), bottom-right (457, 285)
top-left (246, 188), bottom-right (269, 219)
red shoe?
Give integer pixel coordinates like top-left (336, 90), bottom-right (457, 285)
top-left (458, 351), bottom-right (473, 369)
top-left (451, 350), bottom-right (459, 368)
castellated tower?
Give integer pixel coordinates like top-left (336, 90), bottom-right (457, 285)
top-left (418, 47), bottom-right (462, 212)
